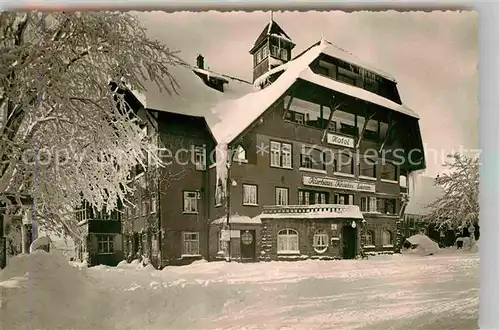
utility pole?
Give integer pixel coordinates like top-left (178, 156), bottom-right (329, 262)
top-left (225, 160), bottom-right (232, 262)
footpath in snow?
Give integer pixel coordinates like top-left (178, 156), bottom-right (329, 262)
top-left (0, 249), bottom-right (479, 330)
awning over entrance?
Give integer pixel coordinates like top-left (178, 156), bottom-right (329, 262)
top-left (255, 204), bottom-right (364, 221)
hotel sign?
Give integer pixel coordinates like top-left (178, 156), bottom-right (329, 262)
top-left (326, 133), bottom-right (355, 149)
top-left (302, 175), bottom-right (376, 193)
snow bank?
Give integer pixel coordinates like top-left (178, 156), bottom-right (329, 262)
top-left (211, 214), bottom-right (261, 225)
top-left (404, 234), bottom-right (440, 256)
top-left (0, 251), bottom-right (99, 329)
top-left (29, 235), bottom-right (51, 253)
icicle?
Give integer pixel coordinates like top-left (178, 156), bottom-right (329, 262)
top-left (215, 143), bottom-right (229, 196)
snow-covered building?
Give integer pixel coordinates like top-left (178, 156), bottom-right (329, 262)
top-left (79, 17), bottom-right (426, 266)
top-left (118, 61), bottom-right (253, 267)
top-left (206, 18), bottom-right (426, 261)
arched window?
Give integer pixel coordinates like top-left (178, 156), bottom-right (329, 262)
top-left (277, 229), bottom-right (299, 253)
top-left (312, 229), bottom-right (329, 254)
top-left (382, 230), bottom-right (392, 246)
top-left (364, 230), bottom-right (375, 246)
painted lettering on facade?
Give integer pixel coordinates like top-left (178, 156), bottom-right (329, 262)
top-left (302, 175), bottom-right (376, 192)
top-left (326, 133), bottom-right (355, 148)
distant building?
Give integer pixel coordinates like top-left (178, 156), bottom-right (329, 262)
top-left (403, 175), bottom-right (479, 247)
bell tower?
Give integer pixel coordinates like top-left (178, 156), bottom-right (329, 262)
top-left (249, 12), bottom-right (296, 83)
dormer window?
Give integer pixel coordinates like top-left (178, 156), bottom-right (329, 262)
top-left (271, 45), bottom-right (279, 57)
top-left (280, 48), bottom-right (288, 60)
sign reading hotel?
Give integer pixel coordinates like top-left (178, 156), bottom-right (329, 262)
top-left (302, 175), bottom-right (376, 193)
top-left (326, 133), bottom-right (355, 148)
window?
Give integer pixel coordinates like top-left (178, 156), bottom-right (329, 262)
top-left (262, 46), bottom-right (269, 58)
top-left (97, 235), bottom-right (114, 254)
top-left (298, 190), bottom-right (328, 205)
top-left (382, 230), bottom-right (392, 246)
top-left (270, 141), bottom-right (292, 169)
top-left (360, 196), bottom-right (377, 212)
top-left (381, 162), bottom-right (397, 181)
top-left (275, 187), bottom-right (289, 206)
top-left (232, 145), bottom-right (247, 162)
top-left (280, 48), bottom-right (288, 60)
top-left (183, 191), bottom-right (198, 213)
top-left (256, 49), bottom-right (263, 63)
top-left (318, 65), bottom-right (329, 76)
top-left (277, 229), bottom-right (299, 254)
top-left (194, 146), bottom-right (206, 171)
top-left (281, 143), bottom-right (292, 168)
top-left (364, 231), bottom-right (375, 246)
top-left (295, 113), bottom-right (304, 125)
top-left (151, 197), bottom-right (157, 214)
top-left (241, 231), bottom-right (253, 245)
top-left (369, 197), bottom-right (377, 212)
top-left (243, 184), bottom-right (258, 205)
top-left (300, 147), bottom-right (326, 171)
top-left (218, 231), bottom-right (225, 252)
top-left (300, 154), bottom-right (313, 168)
top-left (379, 198), bottom-right (396, 215)
top-left (313, 229), bottom-right (329, 254)
top-left (183, 232), bottom-right (199, 255)
top-left (359, 157), bottom-right (377, 178)
top-left (215, 182), bottom-right (223, 206)
top-left (336, 152), bottom-right (354, 175)
top-left (334, 193), bottom-right (354, 205)
top-left (270, 141), bottom-right (281, 167)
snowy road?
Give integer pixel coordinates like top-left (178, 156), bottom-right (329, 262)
top-left (1, 251), bottom-right (478, 330)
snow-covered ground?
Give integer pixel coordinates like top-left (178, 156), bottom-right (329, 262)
top-left (0, 250), bottom-right (478, 330)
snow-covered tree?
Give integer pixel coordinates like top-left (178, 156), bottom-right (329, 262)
top-left (0, 11), bottom-right (182, 238)
top-left (425, 153), bottom-right (479, 230)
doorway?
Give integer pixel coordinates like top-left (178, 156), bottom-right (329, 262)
top-left (342, 224), bottom-right (357, 259)
top-left (240, 230), bottom-right (256, 262)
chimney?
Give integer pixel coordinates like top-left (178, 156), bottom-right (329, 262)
top-left (196, 54), bottom-right (204, 70)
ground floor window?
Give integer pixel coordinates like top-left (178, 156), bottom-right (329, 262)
top-left (364, 230), bottom-right (375, 246)
top-left (183, 232), bottom-right (200, 255)
top-left (312, 229), bottom-right (329, 253)
top-left (218, 231), bottom-right (225, 253)
top-left (277, 228), bottom-right (299, 253)
top-left (382, 230), bottom-right (392, 246)
top-left (97, 235), bottom-right (114, 254)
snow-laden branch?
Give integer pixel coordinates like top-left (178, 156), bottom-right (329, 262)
top-left (1, 11), bottom-right (185, 237)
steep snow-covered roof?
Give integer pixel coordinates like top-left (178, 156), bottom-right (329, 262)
top-left (251, 19), bottom-right (294, 53)
top-left (405, 176), bottom-right (445, 216)
top-left (137, 63), bottom-right (253, 128)
top-left (211, 39), bottom-right (419, 144)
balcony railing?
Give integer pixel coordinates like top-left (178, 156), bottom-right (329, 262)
top-left (262, 204), bottom-right (361, 215)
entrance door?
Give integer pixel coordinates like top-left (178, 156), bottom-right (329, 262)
top-left (240, 230), bottom-right (256, 262)
top-left (342, 225), bottom-right (357, 259)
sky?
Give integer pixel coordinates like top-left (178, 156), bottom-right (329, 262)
top-left (136, 10), bottom-right (478, 178)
